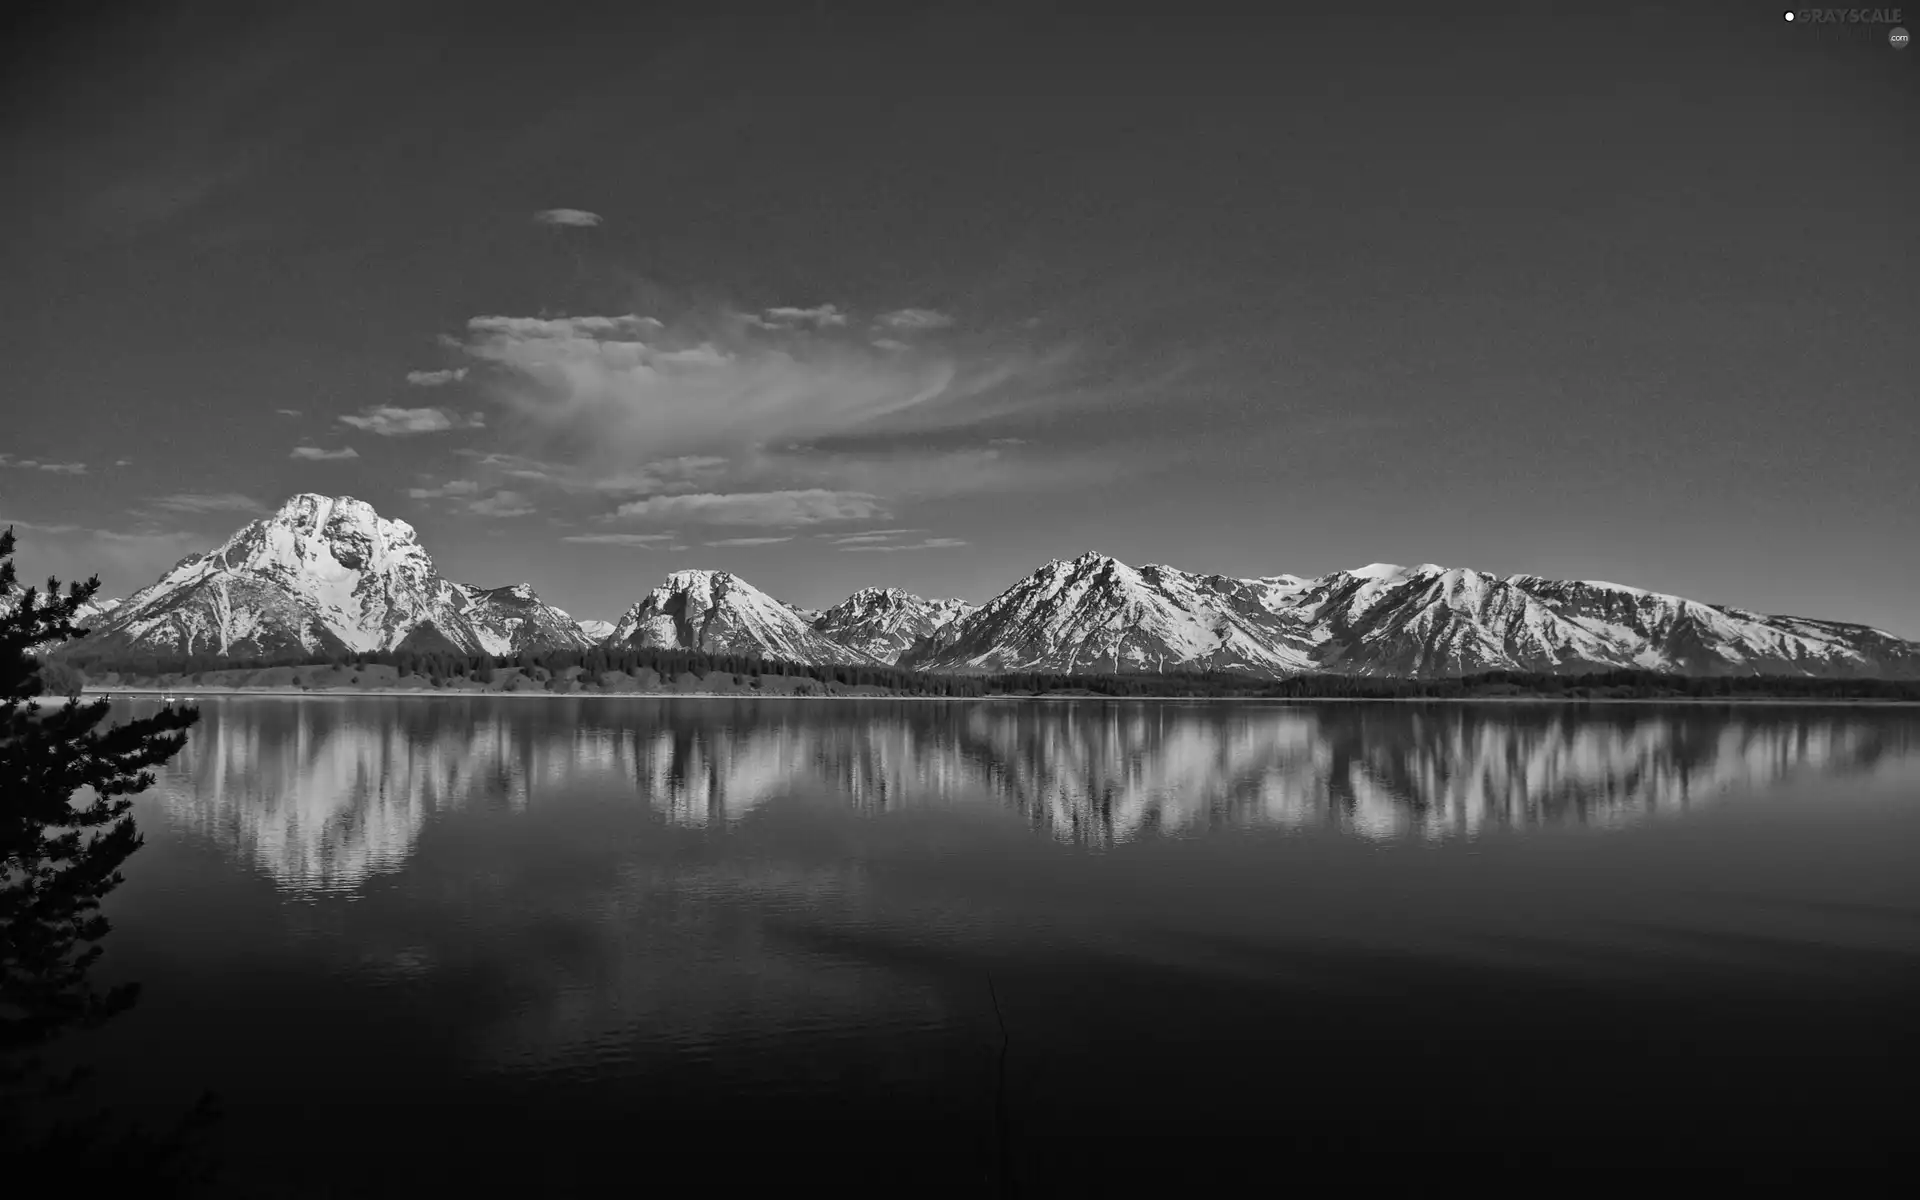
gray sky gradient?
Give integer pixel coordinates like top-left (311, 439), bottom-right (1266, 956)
top-left (2, 2), bottom-right (1915, 635)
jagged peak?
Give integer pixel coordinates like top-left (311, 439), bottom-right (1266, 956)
top-left (1036, 551), bottom-right (1130, 578)
top-left (657, 568), bottom-right (736, 588)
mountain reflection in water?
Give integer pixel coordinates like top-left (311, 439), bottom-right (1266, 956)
top-left (147, 696), bottom-right (1917, 895)
top-left (67, 696), bottom-right (1920, 1185)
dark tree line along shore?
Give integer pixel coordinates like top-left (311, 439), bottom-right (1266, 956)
top-left (48, 640), bottom-right (1920, 700)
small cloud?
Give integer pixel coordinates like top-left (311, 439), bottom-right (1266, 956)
top-left (290, 445), bottom-right (359, 460)
top-left (534, 208), bottom-right (604, 227)
top-left (339, 405), bottom-right (484, 436)
top-left (839, 537), bottom-right (968, 553)
top-left (560, 532), bottom-right (678, 547)
top-left (451, 448), bottom-right (562, 485)
top-left (405, 368), bottom-right (467, 387)
top-left (468, 490), bottom-right (535, 517)
top-left (0, 454), bottom-right (88, 475)
top-left (988, 437), bottom-right (1029, 447)
top-left (276, 408), bottom-right (302, 417)
top-left (148, 492), bottom-right (265, 515)
top-left (467, 314), bottom-right (660, 338)
top-left (585, 455), bottom-right (730, 496)
top-left (611, 489), bottom-right (885, 527)
top-left (875, 307), bottom-right (954, 331)
top-left (703, 536), bottom-right (793, 547)
top-left (758, 304), bottom-right (848, 328)
top-left (406, 480), bottom-right (480, 499)
top-left (115, 458), bottom-right (134, 466)
top-left (820, 528), bottom-right (921, 541)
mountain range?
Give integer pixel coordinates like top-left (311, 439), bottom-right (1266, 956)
top-left (39, 493), bottom-right (1920, 679)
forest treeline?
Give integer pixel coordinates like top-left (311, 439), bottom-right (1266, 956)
top-left (45, 641), bottom-right (1920, 700)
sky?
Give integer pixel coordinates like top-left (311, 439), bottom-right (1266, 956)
top-left (2, 1), bottom-right (1915, 635)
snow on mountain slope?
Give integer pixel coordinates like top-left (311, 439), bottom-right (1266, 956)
top-left (1501, 575), bottom-right (1920, 677)
top-left (459, 583), bottom-right (594, 654)
top-left (606, 570), bottom-right (880, 664)
top-left (811, 587), bottom-right (976, 662)
top-left (911, 556), bottom-right (1919, 679)
top-left (575, 618), bottom-right (616, 643)
top-left (75, 495), bottom-right (586, 658)
top-left (36, 503), bottom-right (1916, 678)
top-left (903, 552), bottom-right (1321, 675)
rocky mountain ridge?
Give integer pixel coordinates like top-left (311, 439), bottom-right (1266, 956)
top-left (44, 496), bottom-right (1920, 678)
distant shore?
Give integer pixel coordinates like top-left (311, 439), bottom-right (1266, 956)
top-left (50, 686), bottom-right (1920, 707)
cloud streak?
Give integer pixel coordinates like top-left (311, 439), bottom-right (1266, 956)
top-left (290, 446), bottom-right (358, 460)
top-left (406, 480), bottom-right (480, 499)
top-left (876, 307), bottom-right (954, 331)
top-left (0, 454), bottom-right (88, 475)
top-left (339, 406), bottom-right (485, 436)
top-left (467, 490), bottom-right (535, 517)
top-left (837, 537), bottom-right (968, 552)
top-left (560, 533), bottom-right (679, 547)
top-left (147, 492), bottom-right (265, 514)
top-left (703, 536), bottom-right (794, 547)
top-left (611, 489), bottom-right (885, 526)
top-left (405, 368), bottom-right (467, 387)
top-left (533, 208), bottom-right (604, 227)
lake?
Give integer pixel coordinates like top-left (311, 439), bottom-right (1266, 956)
top-left (44, 697), bottom-right (1920, 1188)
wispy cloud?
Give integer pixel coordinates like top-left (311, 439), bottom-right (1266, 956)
top-left (148, 492), bottom-right (265, 515)
top-left (340, 406), bottom-right (485, 436)
top-left (0, 454), bottom-right (88, 475)
top-left (821, 528), bottom-right (922, 543)
top-left (276, 408), bottom-right (302, 417)
top-left (534, 208), bottom-right (604, 227)
top-left (876, 308), bottom-right (955, 331)
top-left (824, 527), bottom-right (967, 552)
top-left (703, 536), bottom-right (793, 547)
top-left (839, 537), bottom-right (968, 553)
top-left (114, 458), bottom-right (134, 467)
top-left (759, 443), bottom-right (1108, 502)
top-left (290, 445), bottom-right (358, 460)
top-left (560, 532), bottom-right (678, 547)
top-left (452, 309), bottom-right (970, 467)
top-left (406, 480), bottom-right (479, 499)
top-left (405, 368), bottom-right (467, 387)
top-left (468, 490), bottom-right (535, 518)
top-left (611, 489), bottom-right (885, 527)
top-left (755, 304), bottom-right (849, 329)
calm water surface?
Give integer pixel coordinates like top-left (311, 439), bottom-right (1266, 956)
top-left (64, 698), bottom-right (1920, 1186)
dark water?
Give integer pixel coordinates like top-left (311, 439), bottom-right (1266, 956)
top-left (60, 698), bottom-right (1920, 1186)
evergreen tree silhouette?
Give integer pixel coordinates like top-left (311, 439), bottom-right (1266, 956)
top-left (0, 527), bottom-right (212, 1190)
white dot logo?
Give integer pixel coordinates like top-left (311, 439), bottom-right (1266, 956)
top-left (1783, 10), bottom-right (1795, 19)
top-left (1892, 26), bottom-right (1911, 48)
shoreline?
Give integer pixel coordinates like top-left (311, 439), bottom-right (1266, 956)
top-left (53, 687), bottom-right (1920, 707)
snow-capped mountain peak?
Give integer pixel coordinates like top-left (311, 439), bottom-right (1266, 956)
top-left (811, 586), bottom-right (976, 662)
top-left (905, 554), bottom-right (1919, 679)
top-left (70, 494), bottom-right (589, 659)
top-left (608, 569), bottom-right (877, 664)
